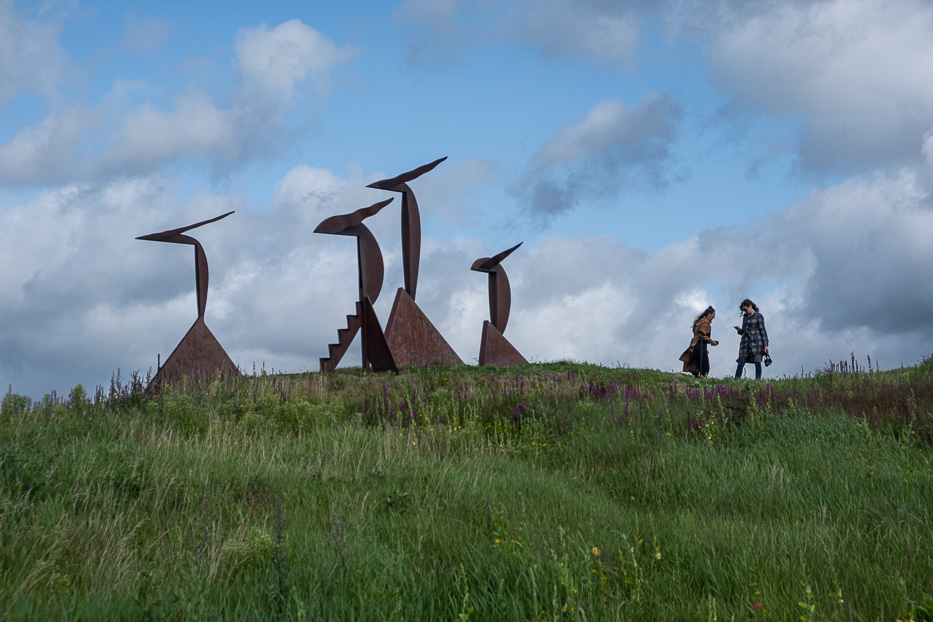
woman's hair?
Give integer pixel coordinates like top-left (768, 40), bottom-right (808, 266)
top-left (692, 306), bottom-right (715, 330)
top-left (739, 298), bottom-right (759, 314)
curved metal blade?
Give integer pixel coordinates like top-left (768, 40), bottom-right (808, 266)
top-left (313, 198), bottom-right (393, 234)
top-left (137, 211), bottom-right (234, 241)
top-left (366, 156), bottom-right (447, 190)
top-left (471, 241), bottom-right (522, 272)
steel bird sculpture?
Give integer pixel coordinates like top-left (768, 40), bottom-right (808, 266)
top-left (366, 156), bottom-right (446, 301)
top-left (314, 198), bottom-right (397, 373)
top-left (471, 242), bottom-right (528, 366)
top-left (137, 211), bottom-right (238, 390)
top-left (366, 156), bottom-right (462, 367)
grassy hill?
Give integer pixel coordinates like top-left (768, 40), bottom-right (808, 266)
top-left (2, 359), bottom-right (933, 620)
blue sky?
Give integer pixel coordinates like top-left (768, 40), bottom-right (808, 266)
top-left (3, 0), bottom-right (933, 399)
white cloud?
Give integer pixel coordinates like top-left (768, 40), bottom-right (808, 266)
top-left (699, 0), bottom-right (933, 173)
top-left (0, 18), bottom-right (356, 186)
top-left (0, 107), bottom-right (99, 184)
top-left (235, 19), bottom-right (357, 104)
top-left (272, 164), bottom-right (345, 213)
top-left (107, 93), bottom-right (246, 170)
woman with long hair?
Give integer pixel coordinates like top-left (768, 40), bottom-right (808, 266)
top-left (733, 298), bottom-right (769, 379)
top-left (679, 306), bottom-right (718, 377)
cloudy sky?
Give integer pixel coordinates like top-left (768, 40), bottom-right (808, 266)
top-left (3, 0), bottom-right (933, 400)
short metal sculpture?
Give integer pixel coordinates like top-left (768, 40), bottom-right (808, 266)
top-left (137, 211), bottom-right (239, 390)
top-left (471, 242), bottom-right (528, 366)
top-left (367, 157), bottom-right (462, 367)
top-left (314, 199), bottom-right (397, 373)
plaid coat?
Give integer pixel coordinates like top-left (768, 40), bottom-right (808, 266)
top-left (737, 312), bottom-right (768, 360)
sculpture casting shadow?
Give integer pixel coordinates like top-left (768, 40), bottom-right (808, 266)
top-left (137, 211), bottom-right (238, 391)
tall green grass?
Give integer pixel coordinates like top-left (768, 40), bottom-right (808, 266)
top-left (2, 359), bottom-right (932, 620)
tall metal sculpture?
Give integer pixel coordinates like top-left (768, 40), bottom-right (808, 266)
top-left (471, 242), bottom-right (528, 366)
top-left (314, 199), bottom-right (397, 373)
top-left (137, 211), bottom-right (239, 390)
top-left (367, 157), bottom-right (462, 367)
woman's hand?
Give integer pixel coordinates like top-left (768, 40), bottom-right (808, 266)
top-left (711, 340), bottom-right (719, 346)
top-left (733, 325), bottom-right (741, 333)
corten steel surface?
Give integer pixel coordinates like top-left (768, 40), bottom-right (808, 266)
top-left (367, 156), bottom-right (446, 301)
top-left (314, 199), bottom-right (397, 373)
top-left (368, 156), bottom-right (462, 368)
top-left (361, 297), bottom-right (397, 373)
top-left (137, 211), bottom-right (239, 390)
top-left (471, 241), bottom-right (522, 333)
top-left (478, 320), bottom-right (528, 367)
top-left (471, 242), bottom-right (528, 367)
top-left (384, 288), bottom-right (463, 368)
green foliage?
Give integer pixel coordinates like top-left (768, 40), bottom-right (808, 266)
top-left (1, 385), bottom-right (32, 417)
top-left (1, 358), bottom-right (933, 619)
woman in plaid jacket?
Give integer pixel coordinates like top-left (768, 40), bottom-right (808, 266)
top-left (733, 299), bottom-right (769, 379)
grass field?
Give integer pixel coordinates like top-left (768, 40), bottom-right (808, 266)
top-left (2, 357), bottom-right (933, 620)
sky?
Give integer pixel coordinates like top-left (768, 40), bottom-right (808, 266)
top-left (3, 0), bottom-right (933, 400)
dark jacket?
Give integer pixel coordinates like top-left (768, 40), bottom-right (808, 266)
top-left (737, 312), bottom-right (768, 360)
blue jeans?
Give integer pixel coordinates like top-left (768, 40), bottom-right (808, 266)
top-left (735, 356), bottom-right (762, 379)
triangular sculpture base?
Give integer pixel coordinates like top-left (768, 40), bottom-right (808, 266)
top-left (361, 297), bottom-right (398, 373)
top-left (384, 288), bottom-right (463, 368)
top-left (479, 320), bottom-right (528, 367)
top-left (148, 317), bottom-right (238, 392)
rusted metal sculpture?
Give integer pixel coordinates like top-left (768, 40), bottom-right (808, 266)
top-left (366, 156), bottom-right (445, 301)
top-left (471, 242), bottom-right (528, 366)
top-left (137, 211), bottom-right (239, 390)
top-left (314, 199), bottom-right (397, 373)
top-left (367, 157), bottom-right (462, 368)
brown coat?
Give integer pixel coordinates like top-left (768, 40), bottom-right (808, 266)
top-left (679, 317), bottom-right (718, 373)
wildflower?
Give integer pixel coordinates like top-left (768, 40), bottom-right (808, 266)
top-left (753, 601), bottom-right (761, 610)
top-left (591, 546), bottom-right (599, 556)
